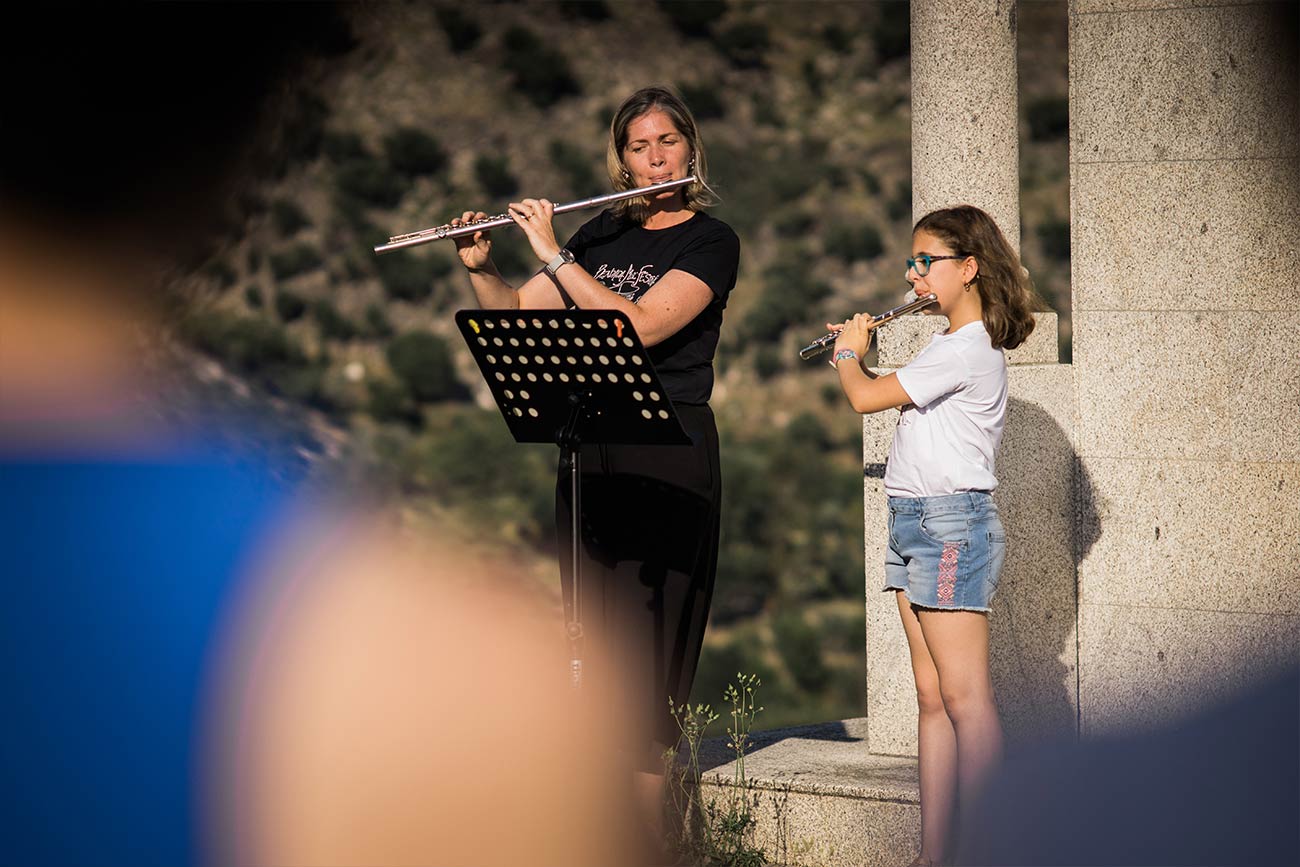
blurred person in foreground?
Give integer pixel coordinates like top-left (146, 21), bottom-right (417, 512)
top-left (0, 5), bottom-right (640, 862)
top-left (0, 220), bottom-right (640, 867)
top-left (957, 667), bottom-right (1299, 866)
top-left (210, 522), bottom-right (639, 867)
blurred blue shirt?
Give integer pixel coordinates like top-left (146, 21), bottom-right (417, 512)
top-left (1, 451), bottom-right (291, 866)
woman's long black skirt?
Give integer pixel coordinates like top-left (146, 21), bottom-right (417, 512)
top-left (556, 402), bottom-right (721, 772)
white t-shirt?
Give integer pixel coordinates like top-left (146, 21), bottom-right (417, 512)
top-left (885, 320), bottom-right (1007, 497)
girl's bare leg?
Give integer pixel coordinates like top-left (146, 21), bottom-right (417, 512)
top-left (916, 608), bottom-right (1004, 816)
top-left (896, 591), bottom-right (957, 865)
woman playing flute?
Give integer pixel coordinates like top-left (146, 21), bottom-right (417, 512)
top-left (450, 85), bottom-right (740, 844)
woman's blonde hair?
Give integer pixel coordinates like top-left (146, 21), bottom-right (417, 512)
top-left (605, 86), bottom-right (718, 224)
top-left (913, 205), bottom-right (1043, 350)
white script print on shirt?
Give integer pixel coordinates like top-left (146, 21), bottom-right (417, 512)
top-left (593, 263), bottom-right (660, 300)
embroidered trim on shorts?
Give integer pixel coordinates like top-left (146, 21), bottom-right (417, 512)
top-left (937, 542), bottom-right (960, 607)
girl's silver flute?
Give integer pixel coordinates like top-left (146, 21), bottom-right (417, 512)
top-left (798, 293), bottom-right (939, 360)
top-left (373, 176), bottom-right (697, 254)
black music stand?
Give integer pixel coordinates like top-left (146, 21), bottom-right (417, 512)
top-left (455, 309), bottom-right (690, 688)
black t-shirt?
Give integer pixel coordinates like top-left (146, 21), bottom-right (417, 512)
top-left (563, 209), bottom-right (740, 405)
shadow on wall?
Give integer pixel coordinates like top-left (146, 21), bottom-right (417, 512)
top-left (991, 396), bottom-right (1099, 749)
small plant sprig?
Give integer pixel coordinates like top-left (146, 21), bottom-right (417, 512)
top-left (667, 674), bottom-right (768, 866)
top-left (723, 672), bottom-right (764, 794)
top-left (670, 697), bottom-right (720, 788)
top-left (712, 673), bottom-right (766, 866)
top-left (666, 696), bottom-right (720, 860)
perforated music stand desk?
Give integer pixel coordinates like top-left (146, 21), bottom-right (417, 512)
top-left (455, 309), bottom-right (690, 688)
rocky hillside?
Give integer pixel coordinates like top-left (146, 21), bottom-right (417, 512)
top-left (161, 0), bottom-right (1070, 729)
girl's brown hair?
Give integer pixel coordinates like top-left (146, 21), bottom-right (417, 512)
top-left (913, 205), bottom-right (1043, 350)
top-left (605, 86), bottom-right (718, 224)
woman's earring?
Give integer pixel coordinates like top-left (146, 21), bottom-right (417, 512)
top-left (688, 155), bottom-right (696, 174)
top-left (621, 168), bottom-right (631, 180)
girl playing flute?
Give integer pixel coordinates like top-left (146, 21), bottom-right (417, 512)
top-left (829, 205), bottom-right (1039, 867)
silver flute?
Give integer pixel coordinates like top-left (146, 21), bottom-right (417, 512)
top-left (798, 293), bottom-right (939, 360)
top-left (373, 176), bottom-right (697, 254)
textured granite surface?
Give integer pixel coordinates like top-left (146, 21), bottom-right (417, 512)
top-left (911, 0), bottom-right (1020, 248)
top-left (1072, 312), bottom-right (1300, 464)
top-left (1076, 457), bottom-right (1300, 615)
top-left (1070, 159), bottom-right (1300, 312)
top-left (1073, 0), bottom-right (1264, 14)
top-left (1069, 0), bottom-right (1300, 745)
top-left (875, 311), bottom-right (1059, 368)
top-left (1078, 602), bottom-right (1300, 737)
top-left (1070, 3), bottom-right (1298, 163)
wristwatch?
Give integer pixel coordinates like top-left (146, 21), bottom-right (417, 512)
top-left (545, 248), bottom-right (575, 276)
top-left (833, 348), bottom-right (859, 365)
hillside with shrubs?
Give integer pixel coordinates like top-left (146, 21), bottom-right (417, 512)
top-left (169, 0), bottom-right (1069, 729)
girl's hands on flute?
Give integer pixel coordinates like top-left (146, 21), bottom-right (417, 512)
top-left (451, 211), bottom-right (493, 272)
top-left (830, 313), bottom-right (879, 359)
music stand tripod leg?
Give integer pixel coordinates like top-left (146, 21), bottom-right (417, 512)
top-left (559, 393), bottom-right (587, 689)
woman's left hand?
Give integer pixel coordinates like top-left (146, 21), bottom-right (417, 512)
top-left (830, 313), bottom-right (877, 358)
top-left (507, 198), bottom-right (562, 266)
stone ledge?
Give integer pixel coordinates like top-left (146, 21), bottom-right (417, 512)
top-left (877, 311), bottom-right (1059, 367)
top-left (691, 718), bottom-right (920, 867)
top-left (698, 718), bottom-right (918, 801)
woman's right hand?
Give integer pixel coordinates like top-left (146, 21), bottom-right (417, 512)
top-left (452, 211), bottom-right (492, 272)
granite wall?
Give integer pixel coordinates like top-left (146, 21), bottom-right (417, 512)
top-left (1068, 0), bottom-right (1300, 735)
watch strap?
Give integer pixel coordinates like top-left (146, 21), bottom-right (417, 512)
top-left (545, 248), bottom-right (575, 276)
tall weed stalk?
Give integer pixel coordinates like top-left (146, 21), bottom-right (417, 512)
top-left (666, 673), bottom-right (767, 866)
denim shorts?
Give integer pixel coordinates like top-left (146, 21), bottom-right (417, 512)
top-left (884, 492), bottom-right (1006, 612)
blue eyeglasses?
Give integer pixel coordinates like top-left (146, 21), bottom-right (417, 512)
top-left (906, 254), bottom-right (965, 277)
